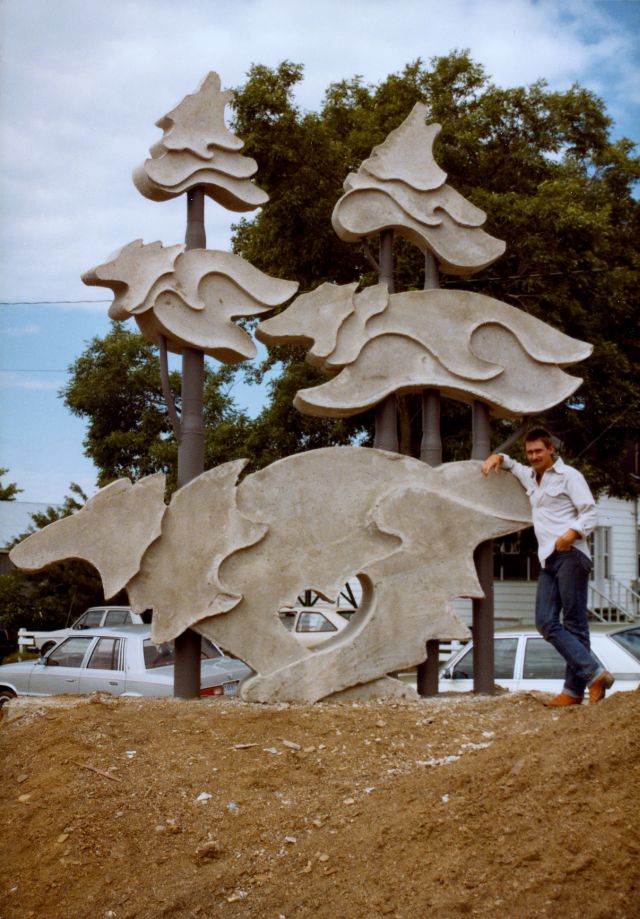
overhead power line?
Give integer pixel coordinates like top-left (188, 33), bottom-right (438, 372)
top-left (0, 299), bottom-right (111, 305)
top-left (0, 265), bottom-right (636, 306)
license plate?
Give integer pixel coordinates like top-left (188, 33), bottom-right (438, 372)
top-left (223, 682), bottom-right (239, 696)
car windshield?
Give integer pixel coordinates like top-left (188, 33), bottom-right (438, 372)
top-left (143, 637), bottom-right (222, 669)
top-left (74, 610), bottom-right (103, 629)
top-left (610, 628), bottom-right (640, 663)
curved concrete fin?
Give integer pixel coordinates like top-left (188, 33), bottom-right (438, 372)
top-left (9, 474), bottom-right (167, 600)
top-left (256, 282), bottom-right (359, 365)
top-left (82, 240), bottom-right (182, 318)
top-left (140, 460), bottom-right (268, 645)
top-left (360, 105), bottom-right (446, 191)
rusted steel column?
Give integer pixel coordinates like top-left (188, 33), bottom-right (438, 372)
top-left (471, 400), bottom-right (495, 694)
top-left (374, 230), bottom-right (398, 452)
top-left (417, 251), bottom-right (442, 696)
top-left (174, 187), bottom-right (206, 699)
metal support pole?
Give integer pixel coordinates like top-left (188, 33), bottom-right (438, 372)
top-left (417, 251), bottom-right (442, 695)
top-left (174, 187), bottom-right (206, 699)
top-left (471, 400), bottom-right (494, 694)
top-left (374, 230), bottom-right (398, 452)
top-left (420, 391), bottom-right (442, 464)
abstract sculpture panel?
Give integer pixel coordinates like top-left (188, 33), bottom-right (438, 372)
top-left (332, 103), bottom-right (505, 274)
top-left (10, 448), bottom-right (531, 703)
top-left (83, 240), bottom-right (298, 360)
top-left (133, 72), bottom-right (268, 210)
top-left (257, 284), bottom-right (592, 418)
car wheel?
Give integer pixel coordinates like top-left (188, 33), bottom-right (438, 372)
top-left (0, 689), bottom-right (16, 709)
top-left (40, 642), bottom-right (55, 656)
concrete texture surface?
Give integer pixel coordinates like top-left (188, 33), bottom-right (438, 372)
top-left (10, 448), bottom-right (531, 703)
top-left (258, 284), bottom-right (592, 419)
top-left (331, 103), bottom-right (505, 274)
top-left (82, 239), bottom-right (298, 360)
top-left (132, 72), bottom-right (268, 210)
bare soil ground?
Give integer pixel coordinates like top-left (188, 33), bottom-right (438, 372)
top-left (1, 688), bottom-right (638, 919)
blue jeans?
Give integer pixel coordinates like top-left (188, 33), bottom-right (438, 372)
top-left (535, 548), bottom-right (600, 697)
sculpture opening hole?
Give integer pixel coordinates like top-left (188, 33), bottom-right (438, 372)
top-left (277, 576), bottom-right (368, 649)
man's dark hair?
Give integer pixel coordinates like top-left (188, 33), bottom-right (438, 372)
top-left (524, 427), bottom-right (556, 451)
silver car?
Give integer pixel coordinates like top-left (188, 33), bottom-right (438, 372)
top-left (0, 625), bottom-right (252, 706)
top-left (438, 625), bottom-right (640, 697)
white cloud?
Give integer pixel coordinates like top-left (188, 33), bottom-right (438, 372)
top-left (2, 323), bottom-right (40, 336)
top-left (0, 371), bottom-right (64, 391)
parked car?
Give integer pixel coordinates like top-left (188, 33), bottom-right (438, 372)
top-left (278, 606), bottom-right (350, 647)
top-left (438, 625), bottom-right (640, 697)
top-left (18, 605), bottom-right (148, 655)
top-left (0, 625), bottom-right (252, 707)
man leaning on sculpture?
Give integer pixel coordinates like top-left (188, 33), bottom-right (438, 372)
top-left (481, 427), bottom-right (614, 705)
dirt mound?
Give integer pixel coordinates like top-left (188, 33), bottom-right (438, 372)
top-left (1, 689), bottom-right (638, 919)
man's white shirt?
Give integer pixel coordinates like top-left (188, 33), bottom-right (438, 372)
top-left (499, 454), bottom-right (597, 566)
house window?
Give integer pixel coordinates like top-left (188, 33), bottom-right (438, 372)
top-left (588, 527), bottom-right (611, 581)
top-left (493, 528), bottom-right (540, 581)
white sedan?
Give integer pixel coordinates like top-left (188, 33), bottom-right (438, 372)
top-left (438, 625), bottom-right (640, 697)
top-left (0, 625), bottom-right (252, 706)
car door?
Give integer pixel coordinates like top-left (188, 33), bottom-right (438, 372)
top-left (516, 636), bottom-right (566, 694)
top-left (28, 636), bottom-right (95, 695)
top-left (439, 637), bottom-right (520, 692)
top-left (78, 636), bottom-right (125, 695)
top-left (517, 635), bottom-right (606, 695)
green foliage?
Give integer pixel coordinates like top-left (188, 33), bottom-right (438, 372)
top-left (0, 468), bottom-right (23, 501)
top-left (62, 324), bottom-right (180, 488)
top-left (240, 352), bottom-right (371, 472)
top-left (230, 53), bottom-right (639, 497)
top-left (61, 323), bottom-right (253, 493)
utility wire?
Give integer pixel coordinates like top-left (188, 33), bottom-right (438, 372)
top-left (0, 299), bottom-right (111, 305)
top-left (0, 265), bottom-right (636, 305)
top-left (575, 403), bottom-right (639, 458)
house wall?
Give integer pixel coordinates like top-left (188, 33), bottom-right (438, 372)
top-left (452, 581), bottom-right (538, 629)
top-left (452, 496), bottom-right (639, 628)
top-left (595, 496), bottom-right (638, 587)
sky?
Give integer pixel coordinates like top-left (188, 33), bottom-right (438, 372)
top-left (0, 0), bottom-right (638, 504)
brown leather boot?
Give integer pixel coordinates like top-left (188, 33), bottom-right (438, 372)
top-left (546, 692), bottom-right (583, 707)
top-left (588, 670), bottom-right (615, 704)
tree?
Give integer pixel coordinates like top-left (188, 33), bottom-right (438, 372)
top-left (62, 322), bottom-right (253, 492)
top-left (0, 468), bottom-right (23, 501)
top-left (230, 53), bottom-right (639, 497)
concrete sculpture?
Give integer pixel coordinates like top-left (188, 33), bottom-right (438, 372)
top-left (15, 76), bottom-right (589, 705)
top-left (257, 283), bottom-right (592, 418)
top-left (10, 447), bottom-right (531, 704)
top-left (82, 239), bottom-right (298, 360)
top-left (331, 103), bottom-right (505, 274)
top-left (133, 72), bottom-right (269, 210)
